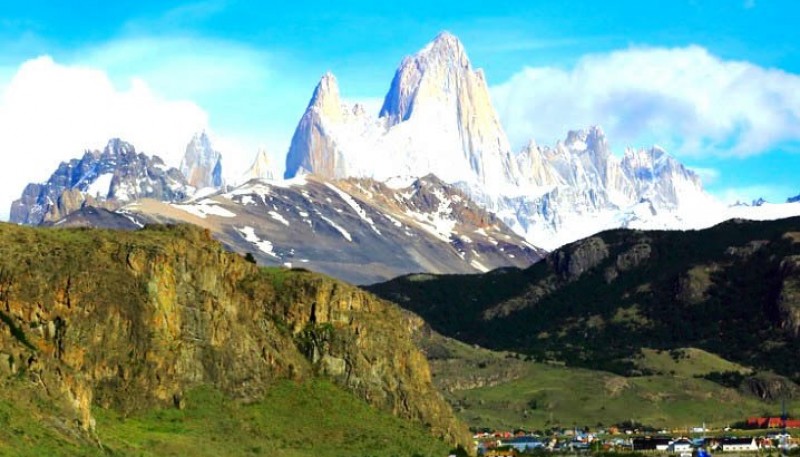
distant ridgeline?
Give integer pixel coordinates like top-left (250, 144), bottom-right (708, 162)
top-left (368, 217), bottom-right (800, 385)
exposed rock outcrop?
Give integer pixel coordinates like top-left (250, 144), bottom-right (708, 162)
top-left (550, 236), bottom-right (610, 280)
top-left (0, 223), bottom-right (470, 448)
top-left (741, 372), bottom-right (799, 401)
top-left (778, 256), bottom-right (800, 337)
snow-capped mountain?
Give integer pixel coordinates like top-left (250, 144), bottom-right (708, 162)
top-left (480, 126), bottom-right (719, 249)
top-left (87, 174), bottom-right (542, 284)
top-left (789, 194), bottom-right (800, 204)
top-left (10, 138), bottom-right (194, 225)
top-left (282, 32), bottom-right (739, 250)
top-left (285, 32), bottom-right (517, 190)
top-left (10, 139), bottom-right (190, 225)
top-left (180, 131), bottom-right (224, 189)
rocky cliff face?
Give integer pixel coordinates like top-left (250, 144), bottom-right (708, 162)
top-left (9, 139), bottom-right (190, 225)
top-left (180, 131), bottom-right (224, 189)
top-left (0, 223), bottom-right (470, 448)
top-left (284, 73), bottom-right (351, 179)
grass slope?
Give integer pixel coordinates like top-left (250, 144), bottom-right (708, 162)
top-left (633, 348), bottom-right (749, 378)
top-left (0, 379), bottom-right (450, 457)
top-left (427, 337), bottom-right (794, 432)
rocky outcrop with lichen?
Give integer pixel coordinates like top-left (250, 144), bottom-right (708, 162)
top-left (0, 223), bottom-right (469, 448)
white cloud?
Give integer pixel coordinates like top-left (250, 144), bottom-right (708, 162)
top-left (688, 166), bottom-right (720, 185)
top-left (72, 36), bottom-right (302, 181)
top-left (0, 56), bottom-right (210, 220)
top-left (491, 45), bottom-right (800, 158)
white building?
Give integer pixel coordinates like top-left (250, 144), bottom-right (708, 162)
top-left (668, 439), bottom-right (693, 453)
top-left (722, 437), bottom-right (758, 452)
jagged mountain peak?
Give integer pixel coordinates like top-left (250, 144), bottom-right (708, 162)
top-left (9, 139), bottom-right (190, 225)
top-left (181, 131), bottom-right (223, 189)
top-left (562, 126), bottom-right (608, 154)
top-left (285, 32), bottom-right (515, 189)
top-left (622, 145), bottom-right (696, 181)
top-left (308, 72), bottom-right (343, 118)
top-left (242, 148), bottom-right (275, 182)
top-left (379, 32), bottom-right (476, 122)
top-left (104, 137), bottom-right (135, 154)
top-left (416, 30), bottom-right (470, 69)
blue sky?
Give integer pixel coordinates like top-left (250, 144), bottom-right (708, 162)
top-left (0, 0), bottom-right (799, 218)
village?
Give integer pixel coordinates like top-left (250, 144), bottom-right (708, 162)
top-left (471, 417), bottom-right (800, 456)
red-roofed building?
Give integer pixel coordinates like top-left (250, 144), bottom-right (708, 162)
top-left (746, 417), bottom-right (800, 429)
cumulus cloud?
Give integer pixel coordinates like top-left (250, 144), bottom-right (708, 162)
top-left (0, 56), bottom-right (209, 220)
top-left (491, 45), bottom-right (800, 157)
top-left (73, 36), bottom-right (306, 181)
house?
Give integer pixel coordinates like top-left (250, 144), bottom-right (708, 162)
top-left (747, 417), bottom-right (800, 429)
top-left (632, 437), bottom-right (671, 451)
top-left (721, 437), bottom-right (758, 452)
top-left (668, 438), bottom-right (694, 453)
top-left (501, 437), bottom-right (545, 453)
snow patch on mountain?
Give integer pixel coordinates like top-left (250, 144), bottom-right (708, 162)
top-left (86, 173), bottom-right (114, 198)
top-left (324, 182), bottom-right (381, 235)
top-left (236, 226), bottom-right (278, 258)
top-left (172, 200), bottom-right (236, 219)
top-left (268, 210), bottom-right (290, 226)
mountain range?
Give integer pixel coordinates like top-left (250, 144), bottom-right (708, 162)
top-left (56, 173), bottom-right (543, 284)
top-left (282, 31), bottom-right (800, 250)
top-left (8, 31), bottom-right (800, 278)
top-left (6, 30), bottom-right (800, 453)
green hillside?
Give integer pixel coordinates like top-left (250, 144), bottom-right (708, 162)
top-left (424, 336), bottom-right (796, 432)
top-left (369, 217), bottom-right (800, 385)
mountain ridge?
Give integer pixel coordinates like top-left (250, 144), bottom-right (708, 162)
top-left (367, 216), bottom-right (800, 382)
top-left (94, 173), bottom-right (544, 284)
top-left (9, 138), bottom-right (191, 225)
